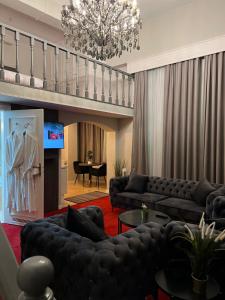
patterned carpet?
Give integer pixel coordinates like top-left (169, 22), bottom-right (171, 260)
top-left (64, 191), bottom-right (109, 204)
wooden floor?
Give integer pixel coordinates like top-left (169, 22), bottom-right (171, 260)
top-left (63, 176), bottom-right (108, 206)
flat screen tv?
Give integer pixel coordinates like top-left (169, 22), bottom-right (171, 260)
top-left (44, 122), bottom-right (64, 149)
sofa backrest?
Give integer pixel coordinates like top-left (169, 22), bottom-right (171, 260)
top-left (147, 176), bottom-right (198, 200)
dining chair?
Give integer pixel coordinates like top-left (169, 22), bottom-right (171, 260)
top-left (73, 161), bottom-right (90, 185)
top-left (89, 163), bottom-right (107, 188)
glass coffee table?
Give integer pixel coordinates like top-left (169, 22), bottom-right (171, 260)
top-left (155, 269), bottom-right (220, 300)
top-left (118, 208), bottom-right (171, 233)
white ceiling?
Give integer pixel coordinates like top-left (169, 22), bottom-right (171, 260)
top-left (0, 0), bottom-right (194, 29)
top-left (137, 0), bottom-right (193, 18)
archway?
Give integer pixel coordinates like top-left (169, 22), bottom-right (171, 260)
top-left (58, 111), bottom-right (117, 206)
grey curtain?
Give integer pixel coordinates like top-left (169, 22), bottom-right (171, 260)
top-left (202, 52), bottom-right (225, 183)
top-left (162, 58), bottom-right (203, 180)
top-left (132, 71), bottom-right (149, 174)
top-left (78, 122), bottom-right (105, 163)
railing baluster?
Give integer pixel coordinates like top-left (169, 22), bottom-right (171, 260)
top-left (76, 54), bottom-right (80, 96)
top-left (30, 37), bottom-right (35, 87)
top-left (115, 71), bottom-right (119, 105)
top-left (15, 31), bottom-right (20, 84)
top-left (66, 51), bottom-right (70, 94)
top-left (0, 22), bottom-right (135, 107)
top-left (101, 65), bottom-right (105, 102)
top-left (85, 58), bottom-right (89, 98)
top-left (128, 76), bottom-right (132, 107)
top-left (0, 26), bottom-right (5, 80)
top-left (109, 67), bottom-right (112, 103)
top-left (93, 62), bottom-right (97, 100)
top-left (122, 73), bottom-right (125, 106)
top-left (55, 47), bottom-right (59, 92)
top-left (43, 41), bottom-right (47, 89)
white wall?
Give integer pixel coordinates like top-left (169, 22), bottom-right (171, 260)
top-left (2, 0), bottom-right (225, 73)
top-left (107, 0), bottom-right (225, 72)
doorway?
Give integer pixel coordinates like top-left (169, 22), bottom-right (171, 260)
top-left (59, 121), bottom-right (116, 206)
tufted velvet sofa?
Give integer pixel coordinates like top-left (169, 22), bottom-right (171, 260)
top-left (21, 206), bottom-right (167, 300)
top-left (110, 176), bottom-right (225, 223)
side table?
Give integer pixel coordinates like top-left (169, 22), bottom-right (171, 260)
top-left (155, 269), bottom-right (220, 300)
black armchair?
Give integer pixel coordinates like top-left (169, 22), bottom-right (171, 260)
top-left (90, 163), bottom-right (107, 188)
top-left (73, 161), bottom-right (90, 185)
top-left (21, 206), bottom-right (167, 300)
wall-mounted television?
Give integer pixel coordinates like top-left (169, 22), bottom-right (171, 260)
top-left (44, 122), bottom-right (64, 149)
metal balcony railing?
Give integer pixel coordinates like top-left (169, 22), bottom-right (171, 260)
top-left (0, 23), bottom-right (134, 108)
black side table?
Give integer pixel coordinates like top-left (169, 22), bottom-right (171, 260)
top-left (118, 209), bottom-right (171, 233)
top-left (155, 269), bottom-right (220, 300)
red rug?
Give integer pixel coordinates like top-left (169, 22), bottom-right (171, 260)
top-left (1, 196), bottom-right (169, 300)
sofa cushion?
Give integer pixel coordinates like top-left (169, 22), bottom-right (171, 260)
top-left (116, 192), bottom-right (168, 209)
top-left (66, 206), bottom-right (108, 242)
top-left (124, 173), bottom-right (148, 193)
top-left (155, 198), bottom-right (205, 223)
top-left (147, 177), bottom-right (197, 200)
top-left (191, 178), bottom-right (216, 206)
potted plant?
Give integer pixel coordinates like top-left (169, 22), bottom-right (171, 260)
top-left (172, 213), bottom-right (225, 295)
top-left (114, 160), bottom-right (126, 177)
top-left (87, 150), bottom-right (93, 164)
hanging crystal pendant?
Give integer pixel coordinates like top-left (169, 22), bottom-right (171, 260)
top-left (61, 0), bottom-right (142, 60)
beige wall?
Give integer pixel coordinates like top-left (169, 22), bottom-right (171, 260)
top-left (67, 123), bottom-right (78, 181)
top-left (116, 118), bottom-right (133, 174)
top-left (0, 3), bottom-right (64, 44)
top-left (60, 123), bottom-right (78, 181)
top-left (59, 110), bottom-right (133, 179)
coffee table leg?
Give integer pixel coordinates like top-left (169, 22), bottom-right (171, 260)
top-left (118, 219), bottom-right (122, 234)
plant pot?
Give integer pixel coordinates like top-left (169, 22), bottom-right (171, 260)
top-left (191, 273), bottom-right (208, 295)
top-left (141, 209), bottom-right (148, 222)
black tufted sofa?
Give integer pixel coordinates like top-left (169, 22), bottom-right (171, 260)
top-left (21, 206), bottom-right (167, 300)
top-left (110, 176), bottom-right (225, 223)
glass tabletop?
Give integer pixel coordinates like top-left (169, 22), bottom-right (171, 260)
top-left (118, 209), bottom-right (171, 227)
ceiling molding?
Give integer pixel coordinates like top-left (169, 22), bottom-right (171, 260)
top-left (127, 34), bottom-right (225, 73)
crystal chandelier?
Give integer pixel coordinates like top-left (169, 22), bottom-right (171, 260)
top-left (61, 0), bottom-right (142, 60)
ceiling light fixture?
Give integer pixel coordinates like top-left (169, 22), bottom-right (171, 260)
top-left (61, 0), bottom-right (142, 60)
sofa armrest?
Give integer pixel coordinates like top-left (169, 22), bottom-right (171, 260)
top-left (20, 218), bottom-right (95, 262)
top-left (210, 196), bottom-right (225, 218)
top-left (109, 176), bottom-right (129, 195)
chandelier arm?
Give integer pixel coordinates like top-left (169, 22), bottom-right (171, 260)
top-left (104, 6), bottom-right (125, 36)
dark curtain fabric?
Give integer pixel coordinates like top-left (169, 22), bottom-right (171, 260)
top-left (162, 58), bottom-right (203, 180)
top-left (202, 52), bottom-right (225, 183)
top-left (78, 122), bottom-right (105, 164)
top-left (131, 71), bottom-right (149, 174)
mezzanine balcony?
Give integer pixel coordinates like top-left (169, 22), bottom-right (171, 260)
top-left (0, 23), bottom-right (134, 117)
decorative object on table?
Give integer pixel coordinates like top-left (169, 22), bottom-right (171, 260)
top-left (61, 0), bottom-right (142, 60)
top-left (87, 150), bottom-right (94, 164)
top-left (122, 167), bottom-right (127, 177)
top-left (114, 160), bottom-right (126, 177)
top-left (141, 203), bottom-right (148, 221)
top-left (172, 212), bottom-right (225, 295)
